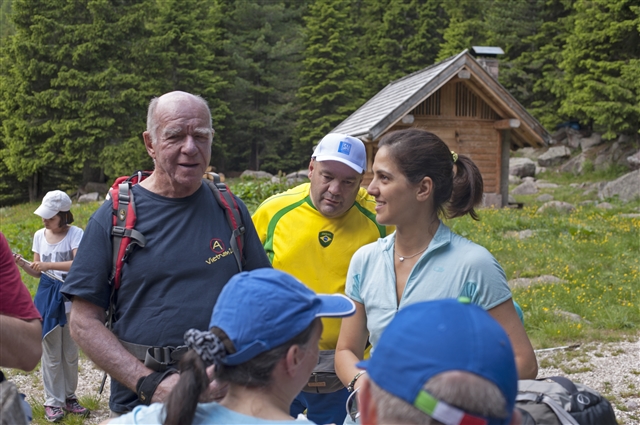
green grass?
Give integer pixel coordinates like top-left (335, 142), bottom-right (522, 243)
top-left (447, 170), bottom-right (639, 348)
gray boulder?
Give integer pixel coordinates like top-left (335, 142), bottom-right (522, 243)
top-left (579, 133), bottom-right (602, 151)
top-left (84, 182), bottom-right (109, 195)
top-left (596, 202), bottom-right (613, 210)
top-left (536, 201), bottom-right (575, 214)
top-left (509, 157), bottom-right (536, 177)
top-left (536, 182), bottom-right (559, 189)
top-left (285, 170), bottom-right (309, 185)
top-left (553, 309), bottom-right (591, 324)
top-left (598, 170), bottom-right (640, 202)
top-left (518, 147), bottom-right (542, 160)
top-left (550, 127), bottom-right (568, 145)
top-left (511, 180), bottom-right (538, 195)
top-left (286, 170), bottom-right (308, 179)
top-left (627, 151), bottom-right (640, 170)
top-left (504, 229), bottom-right (534, 239)
top-left (508, 175), bottom-right (522, 185)
top-left (78, 192), bottom-right (100, 203)
top-left (538, 146), bottom-right (571, 167)
top-left (565, 128), bottom-right (582, 149)
top-left (536, 194), bottom-right (554, 202)
top-left (508, 275), bottom-right (566, 289)
top-left (559, 153), bottom-right (588, 175)
top-left (241, 170), bottom-right (274, 179)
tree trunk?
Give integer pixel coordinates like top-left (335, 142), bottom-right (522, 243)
top-left (28, 173), bottom-right (39, 202)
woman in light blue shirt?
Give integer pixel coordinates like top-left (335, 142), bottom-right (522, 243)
top-left (336, 129), bottom-right (538, 396)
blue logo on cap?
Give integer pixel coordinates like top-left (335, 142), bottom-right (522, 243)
top-left (338, 142), bottom-right (352, 155)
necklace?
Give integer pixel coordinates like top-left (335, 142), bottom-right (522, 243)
top-left (394, 244), bottom-right (429, 262)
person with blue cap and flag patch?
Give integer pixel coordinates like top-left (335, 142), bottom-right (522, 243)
top-left (106, 268), bottom-right (356, 425)
top-left (350, 298), bottom-right (521, 425)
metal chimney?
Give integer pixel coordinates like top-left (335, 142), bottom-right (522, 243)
top-left (471, 46), bottom-right (504, 79)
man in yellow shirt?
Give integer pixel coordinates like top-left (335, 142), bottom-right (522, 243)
top-left (252, 133), bottom-right (392, 425)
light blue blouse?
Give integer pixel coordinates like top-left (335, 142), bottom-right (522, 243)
top-left (346, 222), bottom-right (512, 350)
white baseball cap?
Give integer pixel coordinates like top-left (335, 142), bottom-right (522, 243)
top-left (312, 133), bottom-right (366, 174)
top-left (34, 190), bottom-right (72, 219)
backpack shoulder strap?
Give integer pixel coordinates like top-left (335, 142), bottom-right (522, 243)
top-left (203, 175), bottom-right (245, 272)
top-left (110, 182), bottom-right (147, 290)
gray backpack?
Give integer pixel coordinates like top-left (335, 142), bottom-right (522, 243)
top-left (517, 376), bottom-right (617, 425)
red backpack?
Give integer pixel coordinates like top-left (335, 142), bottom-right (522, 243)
top-left (106, 170), bottom-right (245, 321)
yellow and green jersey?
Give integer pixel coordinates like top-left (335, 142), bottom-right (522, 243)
top-left (252, 183), bottom-right (392, 350)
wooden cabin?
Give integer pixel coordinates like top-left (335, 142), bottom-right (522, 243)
top-left (332, 48), bottom-right (550, 207)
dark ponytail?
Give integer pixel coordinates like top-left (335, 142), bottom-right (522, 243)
top-left (162, 318), bottom-right (320, 425)
top-left (163, 351), bottom-right (209, 425)
top-left (448, 154), bottom-right (483, 220)
top-left (378, 128), bottom-right (483, 220)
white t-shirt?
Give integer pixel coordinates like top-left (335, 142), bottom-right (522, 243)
top-left (111, 402), bottom-right (316, 425)
top-left (32, 225), bottom-right (83, 281)
top-left (32, 225), bottom-right (83, 312)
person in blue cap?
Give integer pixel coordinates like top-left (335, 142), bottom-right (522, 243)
top-left (351, 298), bottom-right (521, 425)
top-left (105, 268), bottom-right (356, 425)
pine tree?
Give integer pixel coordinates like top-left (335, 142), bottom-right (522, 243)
top-left (0, 0), bottom-right (155, 201)
top-left (219, 0), bottom-right (306, 173)
top-left (559, 0), bottom-right (640, 137)
top-left (148, 0), bottom-right (229, 125)
top-left (356, 0), bottom-right (446, 100)
top-left (437, 0), bottom-right (487, 60)
top-left (0, 0), bottom-right (15, 41)
top-left (295, 0), bottom-right (359, 157)
top-left (486, 0), bottom-right (573, 130)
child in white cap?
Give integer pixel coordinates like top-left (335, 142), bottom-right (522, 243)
top-left (14, 190), bottom-right (88, 422)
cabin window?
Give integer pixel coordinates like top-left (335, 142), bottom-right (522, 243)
top-left (411, 89), bottom-right (441, 116)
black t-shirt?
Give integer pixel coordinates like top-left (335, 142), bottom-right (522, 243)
top-left (62, 183), bottom-right (271, 412)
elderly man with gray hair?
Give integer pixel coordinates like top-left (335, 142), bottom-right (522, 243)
top-left (351, 298), bottom-right (521, 425)
top-left (62, 91), bottom-right (271, 416)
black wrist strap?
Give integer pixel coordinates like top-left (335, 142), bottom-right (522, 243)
top-left (136, 369), bottom-right (178, 405)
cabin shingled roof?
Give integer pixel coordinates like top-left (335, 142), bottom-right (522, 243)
top-left (332, 49), bottom-right (549, 147)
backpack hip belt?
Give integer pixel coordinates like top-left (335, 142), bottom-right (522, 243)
top-left (119, 339), bottom-right (188, 373)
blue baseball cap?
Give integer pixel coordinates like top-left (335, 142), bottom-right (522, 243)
top-left (312, 133), bottom-right (366, 174)
top-left (210, 268), bottom-right (356, 365)
top-left (357, 298), bottom-right (517, 425)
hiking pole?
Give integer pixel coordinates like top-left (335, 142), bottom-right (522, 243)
top-left (99, 372), bottom-right (108, 394)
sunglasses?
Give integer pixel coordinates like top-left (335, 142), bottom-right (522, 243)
top-left (346, 388), bottom-right (360, 422)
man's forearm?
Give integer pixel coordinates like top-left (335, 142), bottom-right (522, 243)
top-left (0, 315), bottom-right (42, 371)
top-left (69, 298), bottom-right (154, 393)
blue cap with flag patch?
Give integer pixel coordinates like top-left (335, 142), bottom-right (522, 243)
top-left (312, 133), bottom-right (366, 173)
top-left (357, 298), bottom-right (517, 425)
